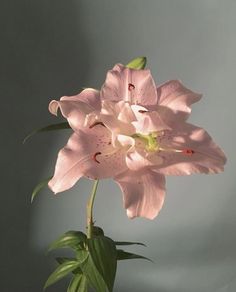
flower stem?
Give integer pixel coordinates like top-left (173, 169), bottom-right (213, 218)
top-left (87, 179), bottom-right (99, 239)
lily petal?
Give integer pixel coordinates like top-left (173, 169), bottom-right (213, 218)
top-left (156, 123), bottom-right (226, 175)
top-left (117, 134), bottom-right (135, 148)
top-left (48, 88), bottom-right (101, 131)
top-left (100, 100), bottom-right (136, 147)
top-left (101, 64), bottom-right (157, 106)
top-left (117, 101), bottom-right (136, 124)
top-left (126, 148), bottom-right (163, 171)
top-left (157, 80), bottom-right (202, 122)
top-left (115, 170), bottom-right (166, 219)
top-left (49, 126), bottom-right (127, 193)
top-left (131, 105), bottom-right (171, 134)
top-left (48, 133), bottom-right (84, 193)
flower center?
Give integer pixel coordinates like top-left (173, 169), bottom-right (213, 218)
top-left (132, 132), bottom-right (159, 152)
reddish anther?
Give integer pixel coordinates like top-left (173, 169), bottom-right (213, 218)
top-left (89, 122), bottom-right (105, 129)
top-left (92, 152), bottom-right (102, 163)
top-left (138, 110), bottom-right (148, 113)
top-left (182, 149), bottom-right (195, 155)
top-left (128, 83), bottom-right (135, 91)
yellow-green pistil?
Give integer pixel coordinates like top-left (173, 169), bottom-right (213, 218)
top-left (132, 132), bottom-right (159, 152)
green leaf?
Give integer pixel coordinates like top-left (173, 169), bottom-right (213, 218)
top-left (31, 177), bottom-right (52, 203)
top-left (44, 260), bottom-right (80, 289)
top-left (92, 226), bottom-right (104, 237)
top-left (87, 237), bottom-right (117, 292)
top-left (80, 255), bottom-right (107, 292)
top-left (55, 258), bottom-right (89, 291)
top-left (67, 274), bottom-right (88, 292)
top-left (116, 249), bottom-right (152, 262)
top-left (126, 56), bottom-right (147, 69)
top-left (48, 231), bottom-right (87, 252)
top-left (56, 251), bottom-right (88, 275)
top-left (56, 257), bottom-right (75, 265)
top-left (115, 241), bottom-right (146, 247)
top-left (76, 249), bottom-right (89, 263)
top-left (80, 237), bottom-right (117, 292)
top-left (23, 122), bottom-right (71, 144)
top-left (56, 258), bottom-right (82, 275)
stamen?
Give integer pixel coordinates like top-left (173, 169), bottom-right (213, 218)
top-left (92, 152), bottom-right (102, 163)
top-left (89, 121), bottom-right (105, 129)
top-left (128, 83), bottom-right (135, 91)
top-left (138, 110), bottom-right (148, 113)
top-left (158, 147), bottom-right (195, 155)
top-left (182, 148), bottom-right (195, 155)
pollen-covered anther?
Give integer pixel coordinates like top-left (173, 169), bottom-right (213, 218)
top-left (138, 110), bottom-right (148, 113)
top-left (89, 121), bottom-right (106, 129)
top-left (158, 147), bottom-right (195, 155)
top-left (128, 83), bottom-right (135, 91)
top-left (182, 148), bottom-right (195, 155)
top-left (92, 152), bottom-right (102, 163)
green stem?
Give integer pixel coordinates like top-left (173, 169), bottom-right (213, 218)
top-left (87, 179), bottom-right (99, 239)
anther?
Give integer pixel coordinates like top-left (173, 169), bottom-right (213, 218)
top-left (92, 152), bottom-right (102, 163)
top-left (128, 83), bottom-right (135, 91)
top-left (138, 110), bottom-right (148, 113)
top-left (89, 122), bottom-right (105, 129)
top-left (182, 149), bottom-right (195, 155)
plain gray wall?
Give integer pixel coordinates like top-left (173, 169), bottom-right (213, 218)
top-left (1, 1), bottom-right (236, 291)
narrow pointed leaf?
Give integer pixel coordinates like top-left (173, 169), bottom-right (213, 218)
top-left (115, 241), bottom-right (146, 247)
top-left (48, 231), bottom-right (87, 252)
top-left (87, 237), bottom-right (117, 292)
top-left (23, 122), bottom-right (71, 144)
top-left (67, 274), bottom-right (87, 292)
top-left (44, 260), bottom-right (79, 289)
top-left (31, 176), bottom-right (52, 203)
top-left (76, 250), bottom-right (89, 264)
top-left (116, 249), bottom-right (152, 262)
top-left (56, 258), bottom-right (82, 275)
top-left (56, 257), bottom-right (75, 265)
top-left (56, 251), bottom-right (89, 274)
top-left (80, 255), bottom-right (107, 292)
top-left (126, 56), bottom-right (147, 70)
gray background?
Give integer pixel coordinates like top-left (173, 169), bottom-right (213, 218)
top-left (1, 0), bottom-right (236, 291)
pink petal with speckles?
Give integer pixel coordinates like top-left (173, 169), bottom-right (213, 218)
top-left (49, 125), bottom-right (127, 193)
top-left (101, 64), bottom-right (157, 106)
top-left (154, 123), bottom-right (226, 175)
top-left (115, 169), bottom-right (166, 219)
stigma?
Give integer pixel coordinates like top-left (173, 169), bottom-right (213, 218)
top-left (132, 132), bottom-right (159, 152)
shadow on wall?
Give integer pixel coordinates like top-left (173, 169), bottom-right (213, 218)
top-left (1, 1), bottom-right (90, 291)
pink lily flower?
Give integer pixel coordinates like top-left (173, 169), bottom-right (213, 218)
top-left (48, 64), bottom-right (226, 219)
